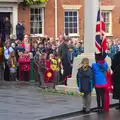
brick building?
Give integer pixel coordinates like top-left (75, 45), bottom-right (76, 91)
top-left (0, 0), bottom-right (120, 39)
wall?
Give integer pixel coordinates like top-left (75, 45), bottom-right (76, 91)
top-left (18, 5), bottom-right (30, 35)
top-left (44, 0), bottom-right (55, 37)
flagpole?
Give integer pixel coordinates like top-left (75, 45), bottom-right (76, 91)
top-left (99, 0), bottom-right (103, 54)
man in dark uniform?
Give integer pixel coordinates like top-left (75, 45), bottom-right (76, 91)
top-left (58, 36), bottom-right (72, 85)
top-left (111, 51), bottom-right (120, 109)
top-left (16, 21), bottom-right (25, 41)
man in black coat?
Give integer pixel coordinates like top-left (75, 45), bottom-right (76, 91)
top-left (58, 36), bottom-right (69, 61)
top-left (16, 21), bottom-right (24, 41)
top-left (111, 51), bottom-right (120, 109)
top-left (58, 36), bottom-right (72, 85)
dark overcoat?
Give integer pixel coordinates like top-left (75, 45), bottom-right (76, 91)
top-left (111, 51), bottom-right (120, 100)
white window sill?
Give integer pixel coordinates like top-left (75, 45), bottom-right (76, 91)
top-left (68, 33), bottom-right (80, 37)
top-left (106, 34), bottom-right (113, 37)
top-left (30, 34), bottom-right (44, 37)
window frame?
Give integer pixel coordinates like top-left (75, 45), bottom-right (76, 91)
top-left (64, 10), bottom-right (79, 36)
top-left (102, 10), bottom-right (112, 36)
top-left (30, 6), bottom-right (44, 37)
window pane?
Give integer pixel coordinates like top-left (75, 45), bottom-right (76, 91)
top-left (73, 11), bottom-right (77, 16)
top-left (39, 28), bottom-right (42, 34)
top-left (65, 17), bottom-right (68, 22)
top-left (31, 28), bottom-right (33, 34)
top-left (65, 28), bottom-right (68, 35)
top-left (30, 15), bottom-right (34, 21)
top-left (74, 23), bottom-right (77, 27)
top-left (70, 28), bottom-right (73, 33)
top-left (39, 22), bottom-right (42, 27)
top-left (69, 17), bottom-right (72, 22)
top-left (33, 28), bottom-right (35, 34)
top-left (65, 12), bottom-right (68, 16)
top-left (65, 23), bottom-right (68, 27)
top-left (39, 9), bottom-right (42, 14)
top-left (69, 11), bottom-right (72, 16)
top-left (33, 22), bottom-right (37, 27)
top-left (31, 9), bottom-right (34, 14)
top-left (39, 15), bottom-right (42, 21)
top-left (35, 28), bottom-right (37, 33)
top-left (30, 22), bottom-right (33, 27)
top-left (35, 8), bottom-right (38, 14)
top-left (105, 24), bottom-right (109, 33)
top-left (74, 28), bottom-right (77, 33)
top-left (73, 17), bottom-right (77, 22)
top-left (69, 22), bottom-right (73, 27)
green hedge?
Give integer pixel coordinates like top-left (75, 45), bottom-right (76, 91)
top-left (25, 0), bottom-right (48, 4)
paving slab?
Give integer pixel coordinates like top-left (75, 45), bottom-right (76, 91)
top-left (0, 82), bottom-right (118, 120)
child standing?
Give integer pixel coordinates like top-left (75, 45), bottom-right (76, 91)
top-left (8, 51), bottom-right (17, 81)
top-left (92, 53), bottom-right (108, 112)
top-left (38, 49), bottom-right (47, 89)
top-left (77, 58), bottom-right (93, 114)
top-left (49, 53), bottom-right (61, 89)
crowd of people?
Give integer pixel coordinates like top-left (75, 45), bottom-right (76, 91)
top-left (0, 18), bottom-right (120, 114)
top-left (0, 34), bottom-right (84, 86)
top-left (107, 38), bottom-right (120, 59)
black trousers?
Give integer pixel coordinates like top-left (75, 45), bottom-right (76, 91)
top-left (23, 71), bottom-right (29, 81)
top-left (17, 66), bottom-right (19, 80)
top-left (17, 34), bottom-right (24, 41)
top-left (95, 88), bottom-right (105, 109)
top-left (4, 62), bottom-right (10, 81)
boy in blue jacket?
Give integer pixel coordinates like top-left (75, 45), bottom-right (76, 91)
top-left (77, 58), bottom-right (93, 114)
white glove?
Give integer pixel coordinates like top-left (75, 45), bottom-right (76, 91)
top-left (61, 69), bottom-right (63, 74)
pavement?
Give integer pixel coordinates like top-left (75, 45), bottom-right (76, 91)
top-left (0, 81), bottom-right (118, 120)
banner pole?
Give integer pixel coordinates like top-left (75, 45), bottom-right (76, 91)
top-left (99, 0), bottom-right (103, 54)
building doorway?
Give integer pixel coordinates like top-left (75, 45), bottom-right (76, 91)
top-left (0, 12), bottom-right (11, 41)
top-left (0, 12), bottom-right (11, 33)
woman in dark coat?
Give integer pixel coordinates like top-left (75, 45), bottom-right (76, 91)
top-left (3, 17), bottom-right (12, 41)
top-left (111, 51), bottom-right (120, 109)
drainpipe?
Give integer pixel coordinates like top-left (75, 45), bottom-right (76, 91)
top-left (55, 0), bottom-right (58, 38)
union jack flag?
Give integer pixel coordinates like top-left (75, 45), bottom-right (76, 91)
top-left (95, 9), bottom-right (107, 56)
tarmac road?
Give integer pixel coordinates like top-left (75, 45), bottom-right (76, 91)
top-left (62, 109), bottom-right (120, 120)
top-left (0, 82), bottom-right (118, 120)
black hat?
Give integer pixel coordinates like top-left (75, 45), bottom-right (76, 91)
top-left (95, 53), bottom-right (104, 62)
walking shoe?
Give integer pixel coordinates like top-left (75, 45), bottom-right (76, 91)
top-left (93, 108), bottom-right (101, 112)
top-left (85, 111), bottom-right (90, 114)
top-left (100, 108), bottom-right (104, 112)
top-left (82, 107), bottom-right (86, 113)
